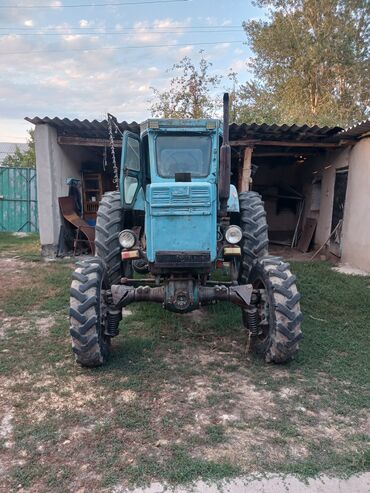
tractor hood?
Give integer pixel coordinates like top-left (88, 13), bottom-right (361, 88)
top-left (145, 181), bottom-right (217, 265)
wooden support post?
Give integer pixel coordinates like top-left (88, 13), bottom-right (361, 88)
top-left (240, 147), bottom-right (253, 192)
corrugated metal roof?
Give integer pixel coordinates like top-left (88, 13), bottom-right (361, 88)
top-left (25, 117), bottom-right (140, 139)
top-left (339, 119), bottom-right (370, 138)
top-left (229, 122), bottom-right (343, 142)
top-left (26, 116), bottom-right (346, 143)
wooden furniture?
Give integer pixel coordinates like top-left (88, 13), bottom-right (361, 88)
top-left (82, 172), bottom-right (103, 223)
top-left (59, 197), bottom-right (95, 255)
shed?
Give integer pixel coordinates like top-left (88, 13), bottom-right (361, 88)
top-left (27, 116), bottom-right (370, 272)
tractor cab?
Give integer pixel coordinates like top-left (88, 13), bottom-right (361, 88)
top-left (120, 119), bottom-right (224, 273)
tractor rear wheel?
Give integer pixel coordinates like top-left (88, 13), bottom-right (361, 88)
top-left (95, 191), bottom-right (133, 284)
top-left (244, 256), bottom-right (303, 363)
top-left (69, 258), bottom-right (110, 367)
top-left (239, 191), bottom-right (269, 283)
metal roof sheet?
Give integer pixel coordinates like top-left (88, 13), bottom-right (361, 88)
top-left (25, 116), bottom-right (140, 139)
top-left (26, 116), bottom-right (345, 143)
top-left (229, 122), bottom-right (343, 142)
top-left (339, 119), bottom-right (370, 138)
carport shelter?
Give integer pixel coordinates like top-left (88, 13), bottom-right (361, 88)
top-left (26, 116), bottom-right (370, 272)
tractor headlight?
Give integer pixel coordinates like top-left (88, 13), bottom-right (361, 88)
top-left (225, 225), bottom-right (242, 244)
top-left (118, 230), bottom-right (136, 249)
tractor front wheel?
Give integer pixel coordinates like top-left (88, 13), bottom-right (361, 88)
top-left (69, 258), bottom-right (111, 367)
top-left (95, 191), bottom-right (133, 284)
top-left (239, 191), bottom-right (269, 283)
top-left (244, 256), bottom-right (303, 363)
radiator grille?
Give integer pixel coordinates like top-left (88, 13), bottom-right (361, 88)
top-left (151, 186), bottom-right (210, 206)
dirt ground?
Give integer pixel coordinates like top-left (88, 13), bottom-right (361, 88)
top-left (0, 251), bottom-right (369, 493)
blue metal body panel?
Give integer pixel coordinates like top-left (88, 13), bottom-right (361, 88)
top-left (133, 187), bottom-right (145, 211)
top-left (145, 181), bottom-right (217, 262)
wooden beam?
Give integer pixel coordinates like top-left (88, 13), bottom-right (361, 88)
top-left (240, 147), bottom-right (253, 192)
top-left (253, 151), bottom-right (317, 157)
top-left (230, 139), bottom-right (346, 148)
top-left (58, 136), bottom-right (122, 147)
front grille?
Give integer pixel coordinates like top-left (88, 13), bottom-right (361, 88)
top-left (150, 186), bottom-right (211, 216)
top-left (151, 186), bottom-right (210, 207)
top-left (151, 188), bottom-right (170, 204)
top-left (156, 251), bottom-right (211, 266)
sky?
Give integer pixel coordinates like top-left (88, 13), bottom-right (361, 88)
top-left (0, 0), bottom-right (266, 142)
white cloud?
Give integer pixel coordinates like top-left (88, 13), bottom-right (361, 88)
top-left (132, 22), bottom-right (162, 44)
top-left (138, 85), bottom-right (149, 93)
top-left (129, 18), bottom-right (191, 45)
top-left (153, 18), bottom-right (191, 29)
top-left (24, 20), bottom-right (34, 27)
top-left (178, 45), bottom-right (194, 56)
top-left (231, 59), bottom-right (247, 71)
top-left (62, 34), bottom-right (83, 42)
top-left (79, 19), bottom-right (89, 28)
top-left (43, 76), bottom-right (69, 88)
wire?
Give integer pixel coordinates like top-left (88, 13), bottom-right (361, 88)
top-left (0, 0), bottom-right (189, 8)
top-left (0, 25), bottom-right (242, 31)
top-left (0, 39), bottom-right (244, 55)
top-left (0, 29), bottom-right (243, 36)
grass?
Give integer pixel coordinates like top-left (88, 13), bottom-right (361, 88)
top-left (0, 232), bottom-right (40, 260)
top-left (0, 232), bottom-right (369, 491)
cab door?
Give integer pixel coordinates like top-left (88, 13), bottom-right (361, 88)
top-left (120, 131), bottom-right (143, 209)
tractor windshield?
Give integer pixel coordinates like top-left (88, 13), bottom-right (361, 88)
top-left (156, 134), bottom-right (212, 178)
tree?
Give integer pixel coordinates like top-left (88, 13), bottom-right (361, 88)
top-left (242, 0), bottom-right (369, 126)
top-left (2, 130), bottom-right (36, 168)
top-left (150, 52), bottom-right (222, 119)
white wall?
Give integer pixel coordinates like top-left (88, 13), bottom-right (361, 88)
top-left (314, 147), bottom-right (351, 246)
top-left (302, 138), bottom-right (370, 272)
top-left (35, 124), bottom-right (81, 256)
top-left (341, 138), bottom-right (370, 271)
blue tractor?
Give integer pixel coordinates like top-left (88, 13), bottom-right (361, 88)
top-left (69, 94), bottom-right (302, 367)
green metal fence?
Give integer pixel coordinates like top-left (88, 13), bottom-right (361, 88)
top-left (0, 167), bottom-right (38, 232)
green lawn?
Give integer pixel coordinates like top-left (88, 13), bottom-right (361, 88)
top-left (0, 233), bottom-right (369, 492)
top-left (0, 232), bottom-right (40, 260)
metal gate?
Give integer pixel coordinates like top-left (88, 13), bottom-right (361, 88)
top-left (0, 167), bottom-right (38, 232)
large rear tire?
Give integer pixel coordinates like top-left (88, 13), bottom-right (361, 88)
top-left (69, 258), bottom-right (110, 367)
top-left (244, 256), bottom-right (303, 363)
top-left (95, 191), bottom-right (133, 284)
top-left (239, 191), bottom-right (269, 283)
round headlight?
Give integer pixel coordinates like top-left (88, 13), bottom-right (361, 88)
top-left (225, 225), bottom-right (242, 244)
top-left (118, 230), bottom-right (136, 249)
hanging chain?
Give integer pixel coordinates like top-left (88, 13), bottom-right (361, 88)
top-left (107, 114), bottom-right (120, 191)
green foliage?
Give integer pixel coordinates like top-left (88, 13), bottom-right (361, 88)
top-left (150, 51), bottom-right (222, 119)
top-left (2, 129), bottom-right (36, 168)
top-left (241, 0), bottom-right (369, 126)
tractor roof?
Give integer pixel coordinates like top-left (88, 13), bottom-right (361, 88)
top-left (140, 118), bottom-right (220, 133)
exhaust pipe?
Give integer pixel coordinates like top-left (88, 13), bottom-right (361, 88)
top-left (219, 93), bottom-right (231, 215)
